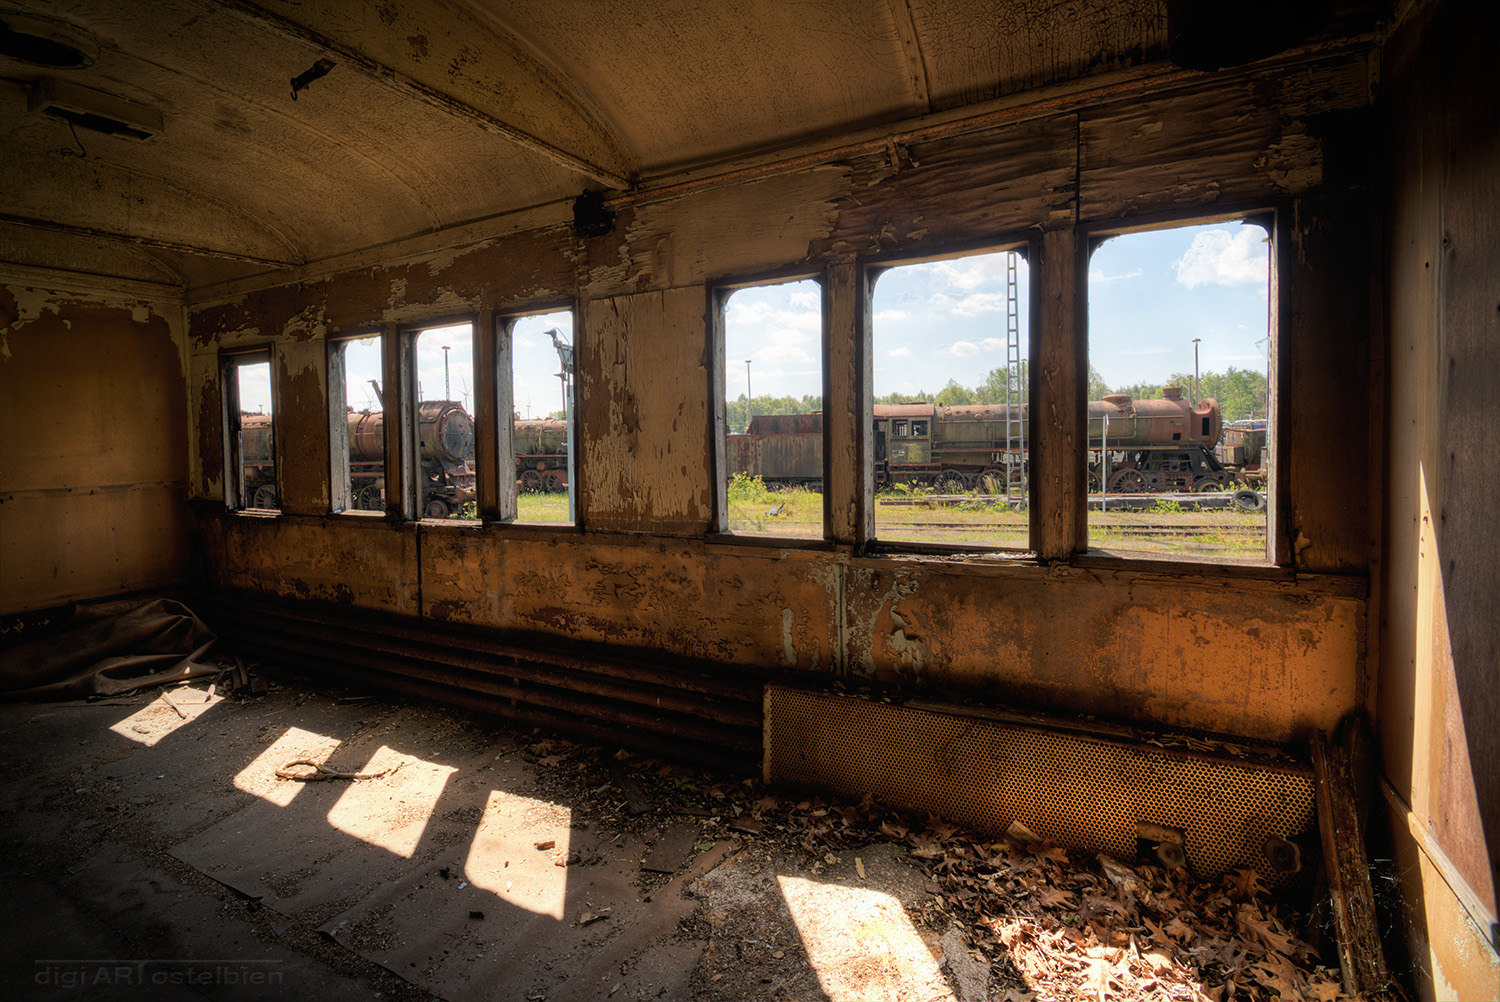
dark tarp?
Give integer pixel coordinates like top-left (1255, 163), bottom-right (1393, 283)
top-left (0, 596), bottom-right (216, 699)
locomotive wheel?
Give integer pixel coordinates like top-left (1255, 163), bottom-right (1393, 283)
top-left (355, 485), bottom-right (383, 510)
top-left (424, 498), bottom-right (451, 519)
top-left (1108, 470), bottom-right (1146, 493)
top-left (1195, 475), bottom-right (1228, 492)
top-left (545, 472), bottom-right (567, 492)
top-left (250, 484), bottom-right (278, 509)
top-left (937, 471), bottom-right (970, 494)
top-left (976, 470), bottom-right (1006, 495)
top-left (520, 469), bottom-right (544, 492)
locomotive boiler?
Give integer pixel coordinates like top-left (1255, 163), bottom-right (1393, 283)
top-left (240, 402), bottom-right (573, 515)
top-left (346, 399), bottom-right (477, 518)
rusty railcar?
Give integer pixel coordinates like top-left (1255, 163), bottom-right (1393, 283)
top-left (728, 388), bottom-right (1230, 493)
top-left (512, 418), bottom-right (569, 492)
top-left (727, 413), bottom-right (824, 489)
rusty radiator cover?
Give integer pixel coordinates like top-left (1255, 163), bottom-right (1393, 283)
top-left (764, 684), bottom-right (1316, 882)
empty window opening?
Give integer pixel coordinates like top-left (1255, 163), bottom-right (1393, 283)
top-left (1087, 220), bottom-right (1272, 560)
top-left (332, 334), bottom-right (385, 513)
top-left (718, 278), bottom-right (824, 538)
top-left (410, 323), bottom-right (477, 521)
top-left (506, 310), bottom-right (576, 524)
top-left (225, 351), bottom-right (277, 511)
top-left (870, 249), bottom-right (1031, 549)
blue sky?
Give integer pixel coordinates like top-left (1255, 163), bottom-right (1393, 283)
top-left (1088, 222), bottom-right (1270, 389)
top-left (720, 220), bottom-right (1268, 403)
top-left (237, 221), bottom-right (1268, 415)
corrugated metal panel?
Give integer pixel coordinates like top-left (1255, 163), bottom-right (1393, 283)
top-left (198, 594), bottom-right (768, 772)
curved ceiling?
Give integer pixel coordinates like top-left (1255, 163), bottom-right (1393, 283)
top-left (0, 0), bottom-right (1373, 292)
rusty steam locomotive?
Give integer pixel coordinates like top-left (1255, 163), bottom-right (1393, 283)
top-left (729, 387), bottom-right (1260, 493)
top-left (240, 404), bottom-right (571, 515)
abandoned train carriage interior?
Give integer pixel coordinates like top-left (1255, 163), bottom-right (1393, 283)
top-left (1, 0), bottom-right (1495, 998)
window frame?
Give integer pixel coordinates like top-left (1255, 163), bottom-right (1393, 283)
top-left (1079, 207), bottom-right (1281, 566)
top-left (399, 314), bottom-right (478, 523)
top-left (327, 329), bottom-right (386, 516)
top-left (492, 303), bottom-right (579, 527)
top-left (859, 237), bottom-right (1036, 556)
top-left (221, 346), bottom-right (277, 513)
top-left (708, 269), bottom-right (827, 540)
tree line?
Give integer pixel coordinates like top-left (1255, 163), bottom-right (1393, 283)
top-left (728, 363), bottom-right (1267, 429)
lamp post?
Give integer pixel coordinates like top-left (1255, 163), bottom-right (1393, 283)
top-left (1191, 338), bottom-right (1201, 405)
top-left (442, 345), bottom-right (451, 401)
top-left (745, 359), bottom-right (753, 426)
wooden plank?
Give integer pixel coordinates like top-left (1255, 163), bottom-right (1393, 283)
top-left (824, 261), bottom-right (870, 545)
top-left (1031, 228), bottom-right (1082, 559)
top-left (640, 823), bottom-right (703, 874)
top-left (1079, 54), bottom-right (1370, 221)
top-left (1311, 727), bottom-right (1399, 999)
top-left (813, 114), bottom-right (1076, 260)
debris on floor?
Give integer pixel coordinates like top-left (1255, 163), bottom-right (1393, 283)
top-left (0, 666), bottom-right (1388, 1002)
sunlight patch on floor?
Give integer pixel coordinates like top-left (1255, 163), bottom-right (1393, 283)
top-left (326, 746), bottom-right (455, 858)
top-left (108, 687), bottom-right (222, 747)
top-left (463, 790), bottom-right (573, 919)
top-left (778, 872), bottom-right (955, 1002)
top-left (232, 725), bottom-right (342, 806)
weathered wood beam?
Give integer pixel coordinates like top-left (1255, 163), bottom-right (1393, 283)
top-left (1311, 726), bottom-right (1401, 1000)
top-left (0, 213), bottom-right (297, 269)
top-left (218, 0), bottom-right (630, 191)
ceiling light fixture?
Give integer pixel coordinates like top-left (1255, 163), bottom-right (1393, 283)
top-left (28, 78), bottom-right (163, 141)
top-left (0, 12), bottom-right (99, 69)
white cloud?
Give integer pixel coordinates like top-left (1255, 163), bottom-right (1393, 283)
top-left (1090, 266), bottom-right (1144, 284)
top-left (887, 346), bottom-right (911, 357)
top-left (1175, 229), bottom-right (1268, 288)
top-left (875, 309), bottom-right (910, 322)
top-left (949, 292), bottom-right (1009, 316)
top-left (946, 337), bottom-right (1004, 357)
top-left (758, 343), bottom-right (815, 365)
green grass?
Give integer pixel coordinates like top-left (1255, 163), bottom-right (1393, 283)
top-left (726, 475), bottom-right (823, 536)
top-left (516, 493), bottom-right (572, 522)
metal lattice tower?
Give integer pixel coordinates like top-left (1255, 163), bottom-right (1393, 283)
top-left (1003, 251), bottom-right (1026, 502)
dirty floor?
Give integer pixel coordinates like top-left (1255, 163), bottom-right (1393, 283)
top-left (1, 670), bottom-right (1357, 1002)
top-left (0, 674), bottom-right (992, 1002)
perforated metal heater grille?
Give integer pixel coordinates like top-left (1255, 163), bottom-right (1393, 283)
top-left (764, 684), bottom-right (1315, 883)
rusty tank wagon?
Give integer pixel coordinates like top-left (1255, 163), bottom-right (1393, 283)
top-left (240, 402), bottom-right (574, 515)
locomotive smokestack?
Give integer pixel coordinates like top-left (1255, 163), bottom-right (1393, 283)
top-left (368, 379), bottom-right (384, 406)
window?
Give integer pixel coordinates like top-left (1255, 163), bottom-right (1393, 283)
top-left (329, 333), bottom-right (384, 513)
top-left (406, 322), bottom-right (476, 521)
top-left (223, 350), bottom-right (277, 511)
top-left (500, 309), bottom-right (576, 524)
top-left (1086, 219), bottom-right (1272, 560)
top-left (869, 248), bottom-right (1031, 549)
top-left (714, 277), bottom-right (824, 538)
